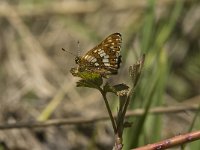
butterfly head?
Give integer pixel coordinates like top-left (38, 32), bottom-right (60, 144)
top-left (75, 56), bottom-right (81, 64)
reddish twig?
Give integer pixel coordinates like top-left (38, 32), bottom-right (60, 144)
top-left (132, 130), bottom-right (200, 150)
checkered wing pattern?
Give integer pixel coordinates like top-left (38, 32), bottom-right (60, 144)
top-left (73, 33), bottom-right (122, 77)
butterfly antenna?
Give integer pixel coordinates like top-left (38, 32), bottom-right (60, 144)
top-left (77, 40), bottom-right (81, 57)
top-left (62, 48), bottom-right (76, 56)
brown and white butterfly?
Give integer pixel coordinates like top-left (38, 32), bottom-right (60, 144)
top-left (70, 33), bottom-right (122, 77)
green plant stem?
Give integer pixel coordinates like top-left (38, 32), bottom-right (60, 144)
top-left (99, 88), bottom-right (117, 133)
top-left (122, 84), bottom-right (136, 116)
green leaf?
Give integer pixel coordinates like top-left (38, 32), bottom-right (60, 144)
top-left (129, 54), bottom-right (145, 87)
top-left (124, 121), bottom-right (133, 128)
top-left (103, 83), bottom-right (129, 96)
top-left (76, 79), bottom-right (96, 88)
top-left (113, 84), bottom-right (130, 96)
top-left (73, 71), bottom-right (103, 89)
top-left (103, 82), bottom-right (116, 93)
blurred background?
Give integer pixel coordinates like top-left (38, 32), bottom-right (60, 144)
top-left (0, 0), bottom-right (200, 150)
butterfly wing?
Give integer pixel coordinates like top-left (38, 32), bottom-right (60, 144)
top-left (79, 33), bottom-right (122, 75)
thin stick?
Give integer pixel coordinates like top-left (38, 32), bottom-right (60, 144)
top-left (0, 104), bottom-right (199, 130)
top-left (62, 48), bottom-right (76, 56)
top-left (77, 41), bottom-right (80, 57)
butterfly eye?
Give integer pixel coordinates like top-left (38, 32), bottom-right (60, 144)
top-left (75, 57), bottom-right (80, 64)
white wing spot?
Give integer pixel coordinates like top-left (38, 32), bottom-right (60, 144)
top-left (100, 53), bottom-right (106, 57)
top-left (86, 55), bottom-right (95, 61)
top-left (90, 56), bottom-right (96, 61)
top-left (91, 58), bottom-right (97, 62)
top-left (86, 55), bottom-right (91, 60)
top-left (98, 50), bottom-right (104, 54)
top-left (104, 55), bottom-right (109, 59)
top-left (95, 63), bottom-right (99, 66)
top-left (93, 49), bottom-right (98, 53)
top-left (103, 59), bottom-right (109, 63)
top-left (85, 55), bottom-right (89, 59)
top-left (105, 63), bottom-right (111, 66)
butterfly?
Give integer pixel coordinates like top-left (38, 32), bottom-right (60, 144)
top-left (70, 33), bottom-right (122, 77)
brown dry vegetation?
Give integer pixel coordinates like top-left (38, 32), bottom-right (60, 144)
top-left (0, 0), bottom-right (200, 150)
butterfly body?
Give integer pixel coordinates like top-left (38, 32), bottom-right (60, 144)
top-left (71, 33), bottom-right (122, 77)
